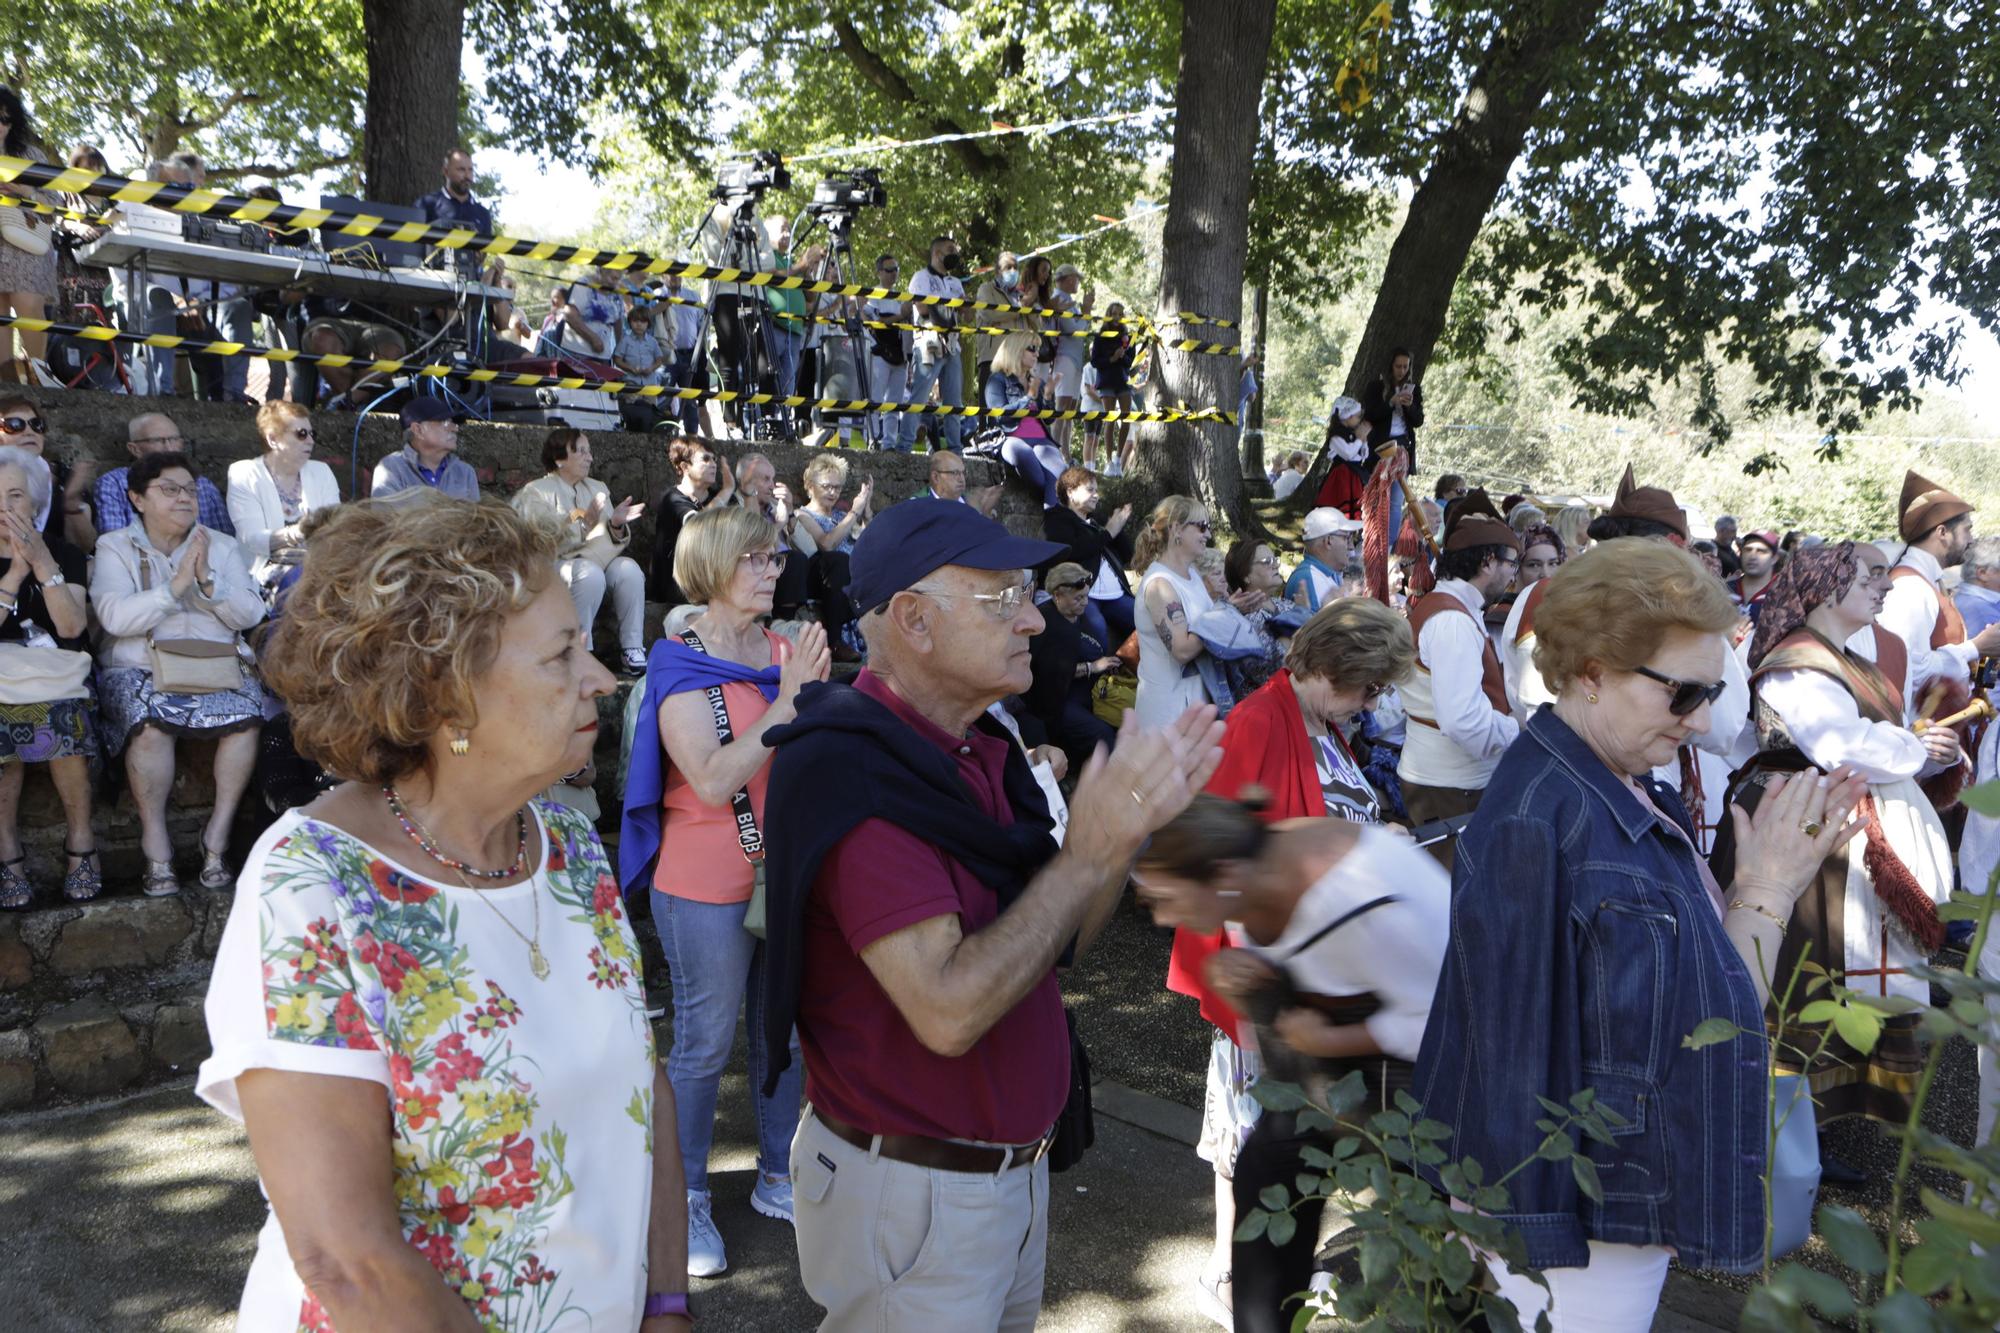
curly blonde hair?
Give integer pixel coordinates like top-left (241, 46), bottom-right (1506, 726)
top-left (1532, 538), bottom-right (1736, 692)
top-left (261, 498), bottom-right (560, 785)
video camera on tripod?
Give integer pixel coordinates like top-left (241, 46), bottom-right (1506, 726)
top-left (806, 167), bottom-right (888, 219)
top-left (712, 149), bottom-right (791, 202)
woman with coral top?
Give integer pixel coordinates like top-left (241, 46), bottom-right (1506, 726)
top-left (1163, 597), bottom-right (1414, 1325)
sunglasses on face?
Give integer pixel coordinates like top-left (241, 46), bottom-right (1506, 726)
top-left (1185, 520), bottom-right (1211, 535)
top-left (1632, 664), bottom-right (1727, 717)
top-left (1, 416), bottom-right (46, 434)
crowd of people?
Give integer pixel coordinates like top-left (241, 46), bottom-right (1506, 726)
top-left (0, 80), bottom-right (1169, 465)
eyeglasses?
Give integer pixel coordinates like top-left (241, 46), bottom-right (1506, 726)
top-left (146, 482), bottom-right (198, 500)
top-left (740, 549), bottom-right (789, 574)
top-left (912, 578), bottom-right (1035, 619)
top-left (1251, 555), bottom-right (1278, 568)
top-left (1185, 520), bottom-right (1211, 534)
top-left (1632, 665), bottom-right (1727, 717)
top-left (0, 415), bottom-right (46, 434)
top-left (1362, 681), bottom-right (1391, 702)
top-left (286, 427), bottom-right (313, 440)
top-left (1054, 579), bottom-right (1090, 593)
top-left (137, 434), bottom-right (191, 450)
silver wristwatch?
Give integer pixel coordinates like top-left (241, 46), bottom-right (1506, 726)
top-left (41, 571), bottom-right (64, 587)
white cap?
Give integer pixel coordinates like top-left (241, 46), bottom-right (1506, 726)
top-left (1303, 508), bottom-right (1363, 541)
top-left (1330, 395), bottom-right (1364, 422)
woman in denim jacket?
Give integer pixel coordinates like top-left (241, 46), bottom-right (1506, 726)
top-left (1414, 539), bottom-right (1864, 1330)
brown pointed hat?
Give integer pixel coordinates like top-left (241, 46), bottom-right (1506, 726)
top-left (1607, 464), bottom-right (1689, 541)
top-left (1897, 470), bottom-right (1973, 542)
top-left (1442, 488), bottom-right (1522, 553)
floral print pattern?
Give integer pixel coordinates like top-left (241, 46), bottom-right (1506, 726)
top-left (250, 801), bottom-right (654, 1332)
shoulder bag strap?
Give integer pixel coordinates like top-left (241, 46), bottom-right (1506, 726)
top-left (680, 631), bottom-right (764, 864)
top-left (1280, 894), bottom-right (1399, 962)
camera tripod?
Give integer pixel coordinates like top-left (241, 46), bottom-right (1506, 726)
top-left (683, 191), bottom-right (782, 440)
top-left (793, 207), bottom-right (874, 447)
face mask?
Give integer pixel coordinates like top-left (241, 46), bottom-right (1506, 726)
top-left (998, 268), bottom-right (1019, 291)
top-left (941, 253), bottom-right (964, 273)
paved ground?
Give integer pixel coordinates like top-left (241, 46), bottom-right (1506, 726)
top-left (17, 892), bottom-right (1972, 1330)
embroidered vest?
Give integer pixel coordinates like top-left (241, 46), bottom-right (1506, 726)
top-left (1749, 627), bottom-right (1906, 755)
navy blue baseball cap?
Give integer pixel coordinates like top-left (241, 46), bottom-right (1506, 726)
top-left (849, 498), bottom-right (1066, 616)
top-left (400, 396), bottom-right (458, 429)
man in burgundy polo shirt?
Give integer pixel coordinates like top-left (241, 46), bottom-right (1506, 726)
top-left (760, 500), bottom-right (1225, 1331)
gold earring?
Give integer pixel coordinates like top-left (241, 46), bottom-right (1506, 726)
top-left (450, 731), bottom-right (471, 756)
top-left (1586, 693), bottom-right (1599, 704)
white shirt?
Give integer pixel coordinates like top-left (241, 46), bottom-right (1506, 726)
top-left (1252, 826), bottom-right (1449, 1062)
top-left (1879, 545), bottom-right (1977, 686)
top-left (907, 266), bottom-right (967, 354)
top-left (1764, 630), bottom-right (1927, 783)
top-left (1327, 428), bottom-right (1368, 463)
top-left (224, 458), bottom-right (342, 585)
top-left (198, 804), bottom-right (657, 1332)
top-left (1500, 582), bottom-right (1550, 720)
top-left (1133, 562), bottom-right (1215, 730)
top-left (1400, 579), bottom-right (1519, 787)
top-left (1271, 469), bottom-right (1305, 501)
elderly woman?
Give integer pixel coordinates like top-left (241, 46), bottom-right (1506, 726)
top-left (1043, 466), bottom-right (1135, 648)
top-left (1132, 495), bottom-right (1217, 729)
top-left (1139, 794), bottom-right (1448, 1333)
top-left (92, 451), bottom-right (265, 897)
top-left (1729, 542), bottom-right (1958, 1136)
top-left (0, 445), bottom-right (96, 906)
top-left (227, 401), bottom-right (341, 589)
top-left (1552, 502), bottom-right (1593, 559)
top-left (793, 453), bottom-right (873, 657)
top-left (512, 428), bottom-right (647, 674)
top-left (620, 506), bottom-right (830, 1278)
top-left (1163, 597), bottom-right (1415, 1322)
top-left (0, 395), bottom-right (94, 550)
top-left (1023, 561), bottom-right (1120, 772)
top-left (1414, 539), bottom-right (1866, 1330)
top-left (195, 499), bottom-right (690, 1333)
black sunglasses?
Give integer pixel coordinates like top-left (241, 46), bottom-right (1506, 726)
top-left (1632, 665), bottom-right (1727, 717)
top-left (1, 415), bottom-right (46, 434)
top-left (1054, 579), bottom-right (1090, 593)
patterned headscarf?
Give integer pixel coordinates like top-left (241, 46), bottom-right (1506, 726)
top-left (1747, 541), bottom-right (1857, 669)
top-left (1520, 522), bottom-right (1565, 562)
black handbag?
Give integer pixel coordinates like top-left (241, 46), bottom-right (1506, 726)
top-left (1046, 1006), bottom-right (1095, 1173)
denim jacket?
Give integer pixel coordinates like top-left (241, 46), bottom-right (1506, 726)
top-left (1412, 706), bottom-right (1769, 1272)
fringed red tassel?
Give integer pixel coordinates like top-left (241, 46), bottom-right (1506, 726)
top-left (1360, 451), bottom-right (1400, 605)
top-left (1859, 791), bottom-right (1946, 953)
top-left (1679, 746), bottom-right (1710, 854)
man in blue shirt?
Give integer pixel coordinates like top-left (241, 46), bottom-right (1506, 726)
top-left (370, 398), bottom-right (480, 501)
top-left (1958, 537), bottom-right (2000, 639)
top-left (415, 148), bottom-right (496, 238)
top-left (96, 411), bottom-right (233, 536)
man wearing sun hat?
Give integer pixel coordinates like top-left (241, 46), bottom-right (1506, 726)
top-left (1286, 506), bottom-right (1363, 611)
top-left (1398, 490), bottom-right (1522, 867)
top-left (757, 499), bottom-right (1226, 1331)
top-left (1879, 469), bottom-right (2000, 689)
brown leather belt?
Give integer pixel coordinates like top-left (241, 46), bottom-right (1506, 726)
top-left (814, 1108), bottom-right (1054, 1174)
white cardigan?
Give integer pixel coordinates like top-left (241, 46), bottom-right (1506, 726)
top-left (225, 458), bottom-right (342, 583)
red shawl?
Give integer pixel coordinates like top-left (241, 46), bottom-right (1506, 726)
top-left (1165, 670), bottom-right (1324, 1040)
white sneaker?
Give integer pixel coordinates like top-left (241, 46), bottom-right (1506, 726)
top-left (1194, 1270), bottom-right (1232, 1328)
top-left (750, 1172), bottom-right (795, 1225)
top-left (686, 1189), bottom-right (727, 1277)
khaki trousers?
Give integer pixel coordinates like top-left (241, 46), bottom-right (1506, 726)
top-left (1400, 780), bottom-right (1486, 872)
top-left (792, 1108), bottom-right (1051, 1332)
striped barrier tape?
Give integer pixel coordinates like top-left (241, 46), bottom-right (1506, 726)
top-left (0, 194), bottom-right (100, 225)
top-left (2, 315), bottom-right (1234, 425)
top-left (0, 155), bottom-right (1248, 333)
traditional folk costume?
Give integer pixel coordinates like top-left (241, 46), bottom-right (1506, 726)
top-left (1397, 492), bottom-right (1519, 867)
top-left (1734, 544), bottom-right (1952, 1125)
top-left (1882, 471), bottom-right (1981, 692)
top-left (1726, 530), bottom-right (1781, 626)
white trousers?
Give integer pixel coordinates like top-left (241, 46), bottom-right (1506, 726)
top-left (1486, 1241), bottom-right (1671, 1331)
top-left (559, 554), bottom-right (644, 652)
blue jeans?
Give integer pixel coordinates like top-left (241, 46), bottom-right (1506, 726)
top-left (652, 890), bottom-right (803, 1193)
top-left (900, 348), bottom-right (964, 451)
top-left (765, 324), bottom-right (803, 404)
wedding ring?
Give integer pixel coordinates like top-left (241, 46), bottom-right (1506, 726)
top-left (1800, 819), bottom-right (1823, 838)
top-left (1131, 789), bottom-right (1147, 807)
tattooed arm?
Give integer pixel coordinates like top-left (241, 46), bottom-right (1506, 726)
top-left (1143, 576), bottom-right (1205, 664)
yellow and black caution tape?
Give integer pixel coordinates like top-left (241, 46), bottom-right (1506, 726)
top-left (0, 154), bottom-right (1248, 333)
top-left (0, 194), bottom-right (103, 225)
top-left (0, 315), bottom-right (1235, 426)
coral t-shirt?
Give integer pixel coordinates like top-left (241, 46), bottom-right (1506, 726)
top-left (654, 630), bottom-right (788, 904)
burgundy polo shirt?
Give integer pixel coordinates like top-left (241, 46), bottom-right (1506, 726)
top-left (797, 671), bottom-right (1070, 1144)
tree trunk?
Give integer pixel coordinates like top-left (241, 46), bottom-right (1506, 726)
top-left (362, 0), bottom-right (466, 208)
top-left (1328, 0), bottom-right (1604, 488)
top-left (1239, 283), bottom-right (1268, 485)
top-left (1133, 0), bottom-right (1278, 539)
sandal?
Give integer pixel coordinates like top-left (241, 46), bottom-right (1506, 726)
top-left (141, 859), bottom-right (181, 898)
top-left (198, 844), bottom-right (233, 891)
top-left (0, 856), bottom-right (31, 910)
top-left (62, 847), bottom-right (102, 903)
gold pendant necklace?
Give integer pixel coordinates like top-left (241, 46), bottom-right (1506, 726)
top-left (446, 862), bottom-right (549, 981)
